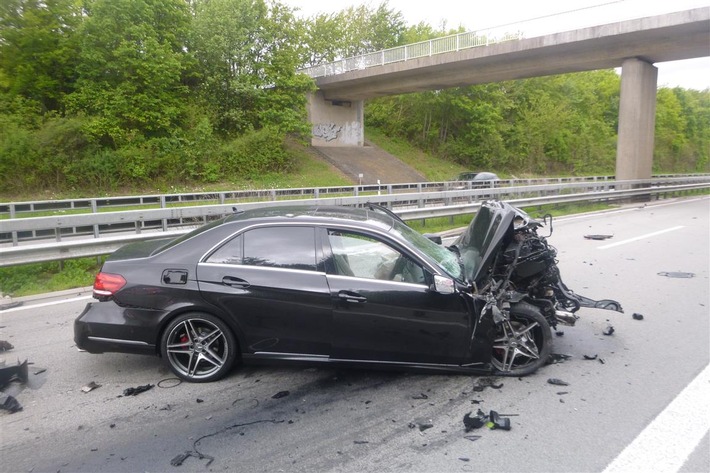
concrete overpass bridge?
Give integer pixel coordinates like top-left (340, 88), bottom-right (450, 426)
top-left (303, 7), bottom-right (710, 181)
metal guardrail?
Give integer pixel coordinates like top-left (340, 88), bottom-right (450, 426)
top-left (1, 177), bottom-right (708, 267)
top-left (1, 176), bottom-right (618, 219)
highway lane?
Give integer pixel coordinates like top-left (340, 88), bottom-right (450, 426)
top-left (1, 196), bottom-right (708, 472)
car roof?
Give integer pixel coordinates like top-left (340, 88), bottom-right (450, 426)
top-left (224, 205), bottom-right (395, 232)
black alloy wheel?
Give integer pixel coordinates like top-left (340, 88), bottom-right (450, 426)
top-left (160, 312), bottom-right (238, 382)
top-left (491, 302), bottom-right (552, 376)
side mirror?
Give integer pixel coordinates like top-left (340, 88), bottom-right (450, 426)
top-left (423, 233), bottom-right (442, 245)
top-left (431, 275), bottom-right (455, 294)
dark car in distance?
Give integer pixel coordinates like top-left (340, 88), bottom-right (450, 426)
top-left (455, 171), bottom-right (499, 182)
top-left (75, 202), bottom-right (621, 382)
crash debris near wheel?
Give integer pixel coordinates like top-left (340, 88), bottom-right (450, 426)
top-left (74, 200), bottom-right (623, 382)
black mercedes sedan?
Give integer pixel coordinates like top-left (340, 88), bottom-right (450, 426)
top-left (75, 202), bottom-right (621, 382)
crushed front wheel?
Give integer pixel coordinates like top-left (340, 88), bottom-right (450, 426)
top-left (491, 302), bottom-right (552, 376)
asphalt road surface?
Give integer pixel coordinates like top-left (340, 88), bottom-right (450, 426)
top-left (1, 197), bottom-right (708, 473)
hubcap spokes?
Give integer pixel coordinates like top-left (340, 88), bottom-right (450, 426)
top-left (492, 319), bottom-right (541, 372)
top-left (166, 319), bottom-right (227, 379)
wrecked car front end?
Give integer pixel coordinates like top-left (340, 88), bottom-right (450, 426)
top-left (449, 200), bottom-right (623, 375)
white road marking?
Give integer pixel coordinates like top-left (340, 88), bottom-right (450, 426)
top-left (0, 295), bottom-right (93, 314)
top-left (598, 226), bottom-right (685, 250)
top-left (603, 363), bottom-right (710, 473)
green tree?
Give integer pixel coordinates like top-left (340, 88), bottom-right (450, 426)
top-left (190, 0), bottom-right (312, 136)
top-left (66, 0), bottom-right (192, 145)
top-left (0, 0), bottom-right (82, 113)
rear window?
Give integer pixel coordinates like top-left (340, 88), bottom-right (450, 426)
top-left (207, 226), bottom-right (317, 271)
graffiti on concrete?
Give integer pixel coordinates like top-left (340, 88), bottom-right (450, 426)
top-left (313, 123), bottom-right (342, 142)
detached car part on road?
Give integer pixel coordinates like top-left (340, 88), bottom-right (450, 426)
top-left (75, 201), bottom-right (622, 382)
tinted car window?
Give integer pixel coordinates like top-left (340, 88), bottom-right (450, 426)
top-left (206, 234), bottom-right (243, 264)
top-left (328, 230), bottom-right (425, 284)
top-left (243, 226), bottom-right (317, 271)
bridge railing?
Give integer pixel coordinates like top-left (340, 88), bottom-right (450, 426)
top-left (299, 4), bottom-right (699, 79)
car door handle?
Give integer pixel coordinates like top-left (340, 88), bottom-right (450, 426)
top-left (222, 276), bottom-right (250, 288)
top-left (338, 291), bottom-right (367, 303)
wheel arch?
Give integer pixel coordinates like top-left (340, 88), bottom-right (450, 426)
top-left (154, 303), bottom-right (245, 357)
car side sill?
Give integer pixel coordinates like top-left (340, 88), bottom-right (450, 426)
top-left (247, 352), bottom-right (485, 370)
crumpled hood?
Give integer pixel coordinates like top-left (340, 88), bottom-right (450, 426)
top-left (452, 201), bottom-right (517, 284)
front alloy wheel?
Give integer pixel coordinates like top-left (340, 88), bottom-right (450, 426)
top-left (160, 312), bottom-right (237, 382)
top-left (491, 302), bottom-right (552, 376)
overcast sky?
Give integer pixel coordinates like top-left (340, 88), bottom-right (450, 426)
top-left (283, 0), bottom-right (710, 90)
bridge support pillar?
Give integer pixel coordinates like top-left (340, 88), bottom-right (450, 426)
top-left (307, 91), bottom-right (364, 146)
top-left (616, 58), bottom-right (658, 181)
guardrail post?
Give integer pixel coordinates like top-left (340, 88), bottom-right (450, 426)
top-left (160, 195), bottom-right (167, 232)
top-left (91, 199), bottom-right (99, 238)
top-left (219, 193), bottom-right (225, 205)
top-left (10, 204), bottom-right (18, 246)
top-left (315, 188), bottom-right (320, 199)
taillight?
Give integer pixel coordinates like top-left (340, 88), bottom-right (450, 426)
top-left (93, 272), bottom-right (127, 298)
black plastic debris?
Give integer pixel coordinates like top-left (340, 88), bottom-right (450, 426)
top-left (0, 393), bottom-right (23, 413)
top-left (632, 313), bottom-right (644, 320)
top-left (81, 381), bottom-right (101, 393)
top-left (603, 325), bottom-right (615, 336)
top-left (463, 410), bottom-right (487, 431)
top-left (0, 359), bottom-right (28, 389)
top-left (472, 377), bottom-right (503, 392)
top-left (547, 378), bottom-right (569, 386)
top-left (0, 340), bottom-right (13, 352)
top-left (353, 440), bottom-right (369, 445)
top-left (548, 353), bottom-right (572, 364)
top-left (459, 457), bottom-right (471, 462)
top-left (488, 410), bottom-right (511, 430)
top-left (464, 435), bottom-right (482, 442)
top-left (271, 390), bottom-right (290, 399)
top-left (584, 234), bottom-right (614, 240)
top-left (122, 384), bottom-right (154, 396)
top-left (411, 393), bottom-right (429, 400)
top-left (196, 398), bottom-right (204, 403)
top-left (658, 271), bottom-right (695, 279)
top-left (464, 409), bottom-right (512, 432)
top-left (583, 354), bottom-right (598, 361)
top-left (555, 331), bottom-right (564, 337)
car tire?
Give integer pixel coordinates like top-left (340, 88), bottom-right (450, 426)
top-left (160, 312), bottom-right (238, 383)
top-left (491, 302), bottom-right (552, 376)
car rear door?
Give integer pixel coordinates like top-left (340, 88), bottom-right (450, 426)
top-left (197, 225), bottom-right (332, 357)
top-left (323, 228), bottom-right (471, 365)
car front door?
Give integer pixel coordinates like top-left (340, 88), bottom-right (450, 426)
top-left (323, 228), bottom-right (471, 365)
top-left (197, 225), bottom-right (332, 357)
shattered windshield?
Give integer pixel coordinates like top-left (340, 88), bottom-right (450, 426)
top-left (391, 221), bottom-right (462, 280)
